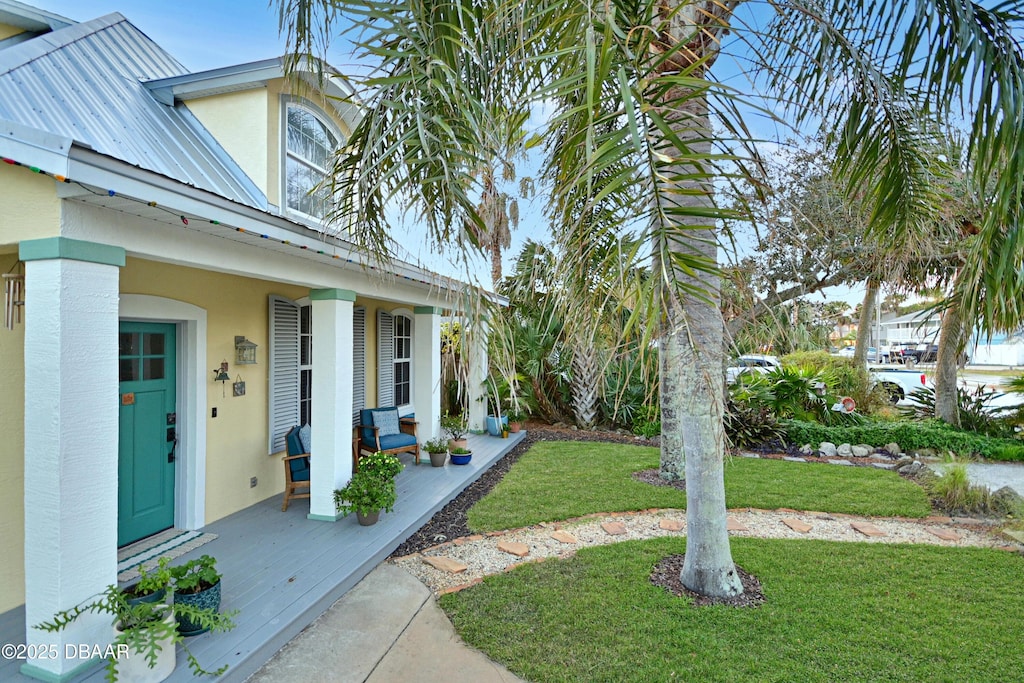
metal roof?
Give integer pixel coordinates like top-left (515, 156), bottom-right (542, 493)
top-left (0, 12), bottom-right (266, 209)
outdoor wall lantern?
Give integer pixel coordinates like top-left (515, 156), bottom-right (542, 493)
top-left (234, 336), bottom-right (258, 365)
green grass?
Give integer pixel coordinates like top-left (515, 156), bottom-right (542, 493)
top-left (467, 441), bottom-right (931, 531)
top-left (441, 537), bottom-right (1024, 683)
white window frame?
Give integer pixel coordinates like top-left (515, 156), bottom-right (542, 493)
top-left (281, 98), bottom-right (344, 224)
top-left (269, 295), bottom-right (300, 453)
top-left (299, 302), bottom-right (313, 426)
top-left (377, 308), bottom-right (414, 414)
top-left (393, 313), bottom-right (413, 408)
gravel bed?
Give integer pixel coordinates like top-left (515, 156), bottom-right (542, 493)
top-left (392, 508), bottom-right (1022, 595)
top-left (388, 423), bottom-right (1024, 596)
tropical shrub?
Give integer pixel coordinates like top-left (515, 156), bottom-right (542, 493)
top-left (725, 397), bottom-right (787, 449)
top-left (731, 365), bottom-right (859, 426)
top-left (900, 385), bottom-right (1017, 438)
top-left (630, 405), bottom-right (661, 438)
top-left (780, 351), bottom-right (888, 414)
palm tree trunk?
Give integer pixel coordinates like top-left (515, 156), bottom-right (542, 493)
top-left (934, 299), bottom-right (966, 426)
top-left (571, 346), bottom-right (600, 428)
top-left (854, 278), bottom-right (880, 366)
top-left (656, 90), bottom-right (742, 598)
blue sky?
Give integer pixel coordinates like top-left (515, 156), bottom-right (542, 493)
top-left (33, 1), bottom-right (317, 72)
top-left (28, 0), bottom-right (867, 308)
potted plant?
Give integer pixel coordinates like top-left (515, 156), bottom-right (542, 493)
top-left (449, 446), bottom-right (473, 466)
top-left (423, 437), bottom-right (449, 467)
top-left (441, 412), bottom-right (469, 450)
top-left (170, 555), bottom-right (222, 636)
top-left (35, 583), bottom-right (236, 682)
top-left (123, 556), bottom-right (173, 605)
top-left (334, 451), bottom-right (404, 525)
top-left (506, 409), bottom-right (526, 434)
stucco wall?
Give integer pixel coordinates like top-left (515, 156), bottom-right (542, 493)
top-left (120, 258), bottom-right (309, 523)
top-left (0, 253), bottom-right (25, 613)
top-left (0, 165), bottom-right (60, 249)
top-left (186, 88), bottom-right (270, 200)
top-left (0, 23), bottom-right (23, 41)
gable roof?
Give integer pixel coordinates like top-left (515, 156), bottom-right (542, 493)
top-left (0, 11), bottom-right (266, 208)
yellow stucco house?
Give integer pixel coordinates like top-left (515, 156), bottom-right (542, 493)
top-left (0, 3), bottom-right (490, 679)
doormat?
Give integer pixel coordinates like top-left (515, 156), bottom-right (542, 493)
top-left (117, 529), bottom-right (218, 584)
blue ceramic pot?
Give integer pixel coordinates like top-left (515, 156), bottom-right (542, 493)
top-left (485, 415), bottom-right (509, 436)
top-left (173, 580), bottom-right (221, 636)
top-left (450, 452), bottom-right (473, 465)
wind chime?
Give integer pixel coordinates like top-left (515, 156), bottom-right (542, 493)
top-left (3, 262), bottom-right (24, 331)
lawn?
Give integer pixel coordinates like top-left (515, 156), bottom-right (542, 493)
top-left (441, 537), bottom-right (1024, 683)
top-left (466, 441), bottom-right (931, 531)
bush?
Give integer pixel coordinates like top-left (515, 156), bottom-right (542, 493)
top-left (631, 405), bottom-right (661, 438)
top-left (784, 419), bottom-right (1024, 461)
top-left (899, 386), bottom-right (1017, 438)
top-left (780, 351), bottom-right (889, 414)
top-left (725, 397), bottom-right (787, 449)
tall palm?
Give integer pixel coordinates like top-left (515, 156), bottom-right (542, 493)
top-left (278, 0), bottom-right (1024, 598)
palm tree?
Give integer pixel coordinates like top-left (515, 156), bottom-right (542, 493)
top-left (278, 0), bottom-right (1024, 598)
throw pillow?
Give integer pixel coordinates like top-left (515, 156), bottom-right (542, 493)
top-left (372, 409), bottom-right (401, 436)
top-left (298, 423), bottom-right (312, 453)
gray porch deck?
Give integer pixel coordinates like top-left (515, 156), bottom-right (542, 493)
top-left (1, 431), bottom-right (525, 683)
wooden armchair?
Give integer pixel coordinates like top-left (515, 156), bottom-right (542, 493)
top-left (355, 407), bottom-right (420, 468)
top-left (282, 426), bottom-right (311, 511)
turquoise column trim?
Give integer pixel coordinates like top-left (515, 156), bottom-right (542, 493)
top-left (19, 237), bottom-right (126, 267)
top-left (413, 306), bottom-right (442, 315)
top-left (21, 656), bottom-right (103, 683)
top-left (307, 512), bottom-right (343, 522)
top-left (310, 288), bottom-right (357, 302)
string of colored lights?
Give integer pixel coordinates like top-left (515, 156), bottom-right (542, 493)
top-left (1, 154), bottom-right (460, 291)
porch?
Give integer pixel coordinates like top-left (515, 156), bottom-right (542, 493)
top-left (1, 431), bottom-right (526, 683)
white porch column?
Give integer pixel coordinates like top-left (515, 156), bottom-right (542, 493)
top-left (413, 307), bottom-right (442, 440)
top-left (308, 289), bottom-right (355, 521)
top-left (467, 317), bottom-right (490, 434)
top-left (20, 238), bottom-right (124, 682)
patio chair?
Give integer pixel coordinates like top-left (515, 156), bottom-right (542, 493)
top-left (355, 407), bottom-right (420, 468)
top-left (282, 425), bottom-right (311, 511)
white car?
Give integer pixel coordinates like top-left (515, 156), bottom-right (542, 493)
top-left (726, 354), bottom-right (781, 384)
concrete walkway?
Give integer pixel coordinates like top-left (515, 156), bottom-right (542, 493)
top-left (929, 460), bottom-right (1024, 497)
top-left (246, 563), bottom-right (525, 683)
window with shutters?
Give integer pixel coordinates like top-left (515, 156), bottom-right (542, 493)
top-left (269, 296), bottom-right (301, 453)
top-left (352, 307), bottom-right (365, 425)
top-left (299, 304), bottom-right (313, 426)
top-left (393, 314), bottom-right (412, 406)
top-left (378, 309), bottom-right (413, 410)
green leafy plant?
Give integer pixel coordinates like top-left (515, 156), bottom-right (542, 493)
top-left (423, 437), bottom-right (449, 454)
top-left (900, 385), bottom-right (1016, 438)
top-left (35, 584), bottom-right (236, 681)
top-left (125, 556), bottom-right (173, 600)
top-left (450, 446), bottom-right (472, 455)
top-left (725, 397), bottom-right (787, 449)
top-left (926, 462), bottom-right (992, 514)
top-left (170, 555), bottom-right (220, 594)
top-left (334, 451), bottom-right (404, 517)
top-left (631, 405), bottom-right (661, 439)
top-left (440, 412), bottom-right (468, 441)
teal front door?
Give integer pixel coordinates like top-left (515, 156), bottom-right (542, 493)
top-left (118, 322), bottom-right (177, 546)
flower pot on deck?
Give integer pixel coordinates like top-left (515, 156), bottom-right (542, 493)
top-left (428, 450), bottom-right (447, 467)
top-left (356, 510), bottom-right (381, 526)
top-left (486, 415), bottom-right (508, 436)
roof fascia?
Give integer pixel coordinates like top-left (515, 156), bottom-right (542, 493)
top-left (0, 1), bottom-right (75, 32)
top-left (0, 116), bottom-right (73, 177)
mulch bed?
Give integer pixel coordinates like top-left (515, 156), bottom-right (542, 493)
top-left (650, 554), bottom-right (766, 608)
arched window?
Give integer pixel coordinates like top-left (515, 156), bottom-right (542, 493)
top-left (284, 103), bottom-right (340, 221)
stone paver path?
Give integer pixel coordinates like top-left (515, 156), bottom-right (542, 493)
top-left (395, 508), bottom-right (1023, 596)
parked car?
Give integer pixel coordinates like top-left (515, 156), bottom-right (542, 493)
top-left (834, 346), bottom-right (889, 362)
top-left (726, 354), bottom-right (781, 384)
top-left (868, 367), bottom-right (930, 404)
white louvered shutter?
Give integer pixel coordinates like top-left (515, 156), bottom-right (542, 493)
top-left (377, 309), bottom-right (394, 406)
top-left (353, 307), bottom-right (366, 425)
top-left (269, 296), bottom-right (300, 453)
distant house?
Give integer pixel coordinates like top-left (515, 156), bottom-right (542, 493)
top-left (0, 3), bottom-right (489, 679)
top-left (877, 310), bottom-right (941, 347)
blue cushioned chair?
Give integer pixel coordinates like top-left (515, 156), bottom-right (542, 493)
top-left (282, 426), bottom-right (311, 511)
top-left (355, 407), bottom-right (420, 467)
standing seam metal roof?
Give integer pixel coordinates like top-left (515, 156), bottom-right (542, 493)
top-left (0, 12), bottom-right (266, 209)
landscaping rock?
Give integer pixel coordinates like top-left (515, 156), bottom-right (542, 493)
top-left (883, 442), bottom-right (902, 456)
top-left (837, 443), bottom-right (854, 457)
top-left (819, 442), bottom-right (838, 457)
top-left (783, 456), bottom-right (807, 463)
top-left (871, 463), bottom-right (897, 470)
top-left (828, 459), bottom-right (853, 466)
top-left (898, 460), bottom-right (923, 476)
top-left (851, 445), bottom-right (872, 458)
top-left (800, 444), bottom-right (814, 455)
top-left (991, 486), bottom-right (1024, 513)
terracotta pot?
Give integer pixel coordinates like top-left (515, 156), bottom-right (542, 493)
top-left (509, 422), bottom-right (522, 433)
top-left (448, 438), bottom-right (468, 451)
